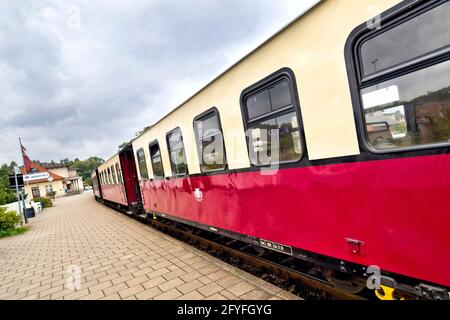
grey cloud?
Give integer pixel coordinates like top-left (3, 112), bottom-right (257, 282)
top-left (0, 0), bottom-right (316, 164)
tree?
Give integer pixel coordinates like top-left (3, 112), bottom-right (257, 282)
top-left (118, 141), bottom-right (130, 151)
top-left (0, 164), bottom-right (17, 205)
top-left (69, 157), bottom-right (104, 186)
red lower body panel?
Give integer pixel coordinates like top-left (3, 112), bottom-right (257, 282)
top-left (102, 184), bottom-right (127, 206)
top-left (139, 154), bottom-right (450, 287)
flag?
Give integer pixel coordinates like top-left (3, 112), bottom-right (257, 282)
top-left (20, 138), bottom-right (32, 173)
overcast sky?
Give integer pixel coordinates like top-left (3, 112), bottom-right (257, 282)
top-left (0, 0), bottom-right (318, 164)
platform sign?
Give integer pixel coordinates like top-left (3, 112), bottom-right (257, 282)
top-left (9, 174), bottom-right (24, 189)
top-left (23, 172), bottom-right (50, 182)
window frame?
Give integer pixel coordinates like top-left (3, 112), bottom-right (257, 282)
top-left (136, 148), bottom-right (149, 180)
top-left (239, 67), bottom-right (306, 167)
top-left (166, 127), bottom-right (189, 177)
top-left (345, 0), bottom-right (450, 155)
top-left (193, 107), bottom-right (228, 173)
top-left (148, 140), bottom-right (165, 179)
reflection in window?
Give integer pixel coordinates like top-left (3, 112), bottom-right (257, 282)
top-left (136, 149), bottom-right (149, 180)
top-left (362, 60), bottom-right (450, 150)
top-left (167, 129), bottom-right (188, 176)
top-left (150, 142), bottom-right (165, 178)
top-left (111, 165), bottom-right (117, 184)
top-left (115, 163), bottom-right (122, 183)
top-left (245, 79), bottom-right (302, 166)
top-left (361, 2), bottom-right (450, 76)
top-left (194, 111), bottom-right (226, 172)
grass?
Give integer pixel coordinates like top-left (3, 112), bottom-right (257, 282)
top-left (0, 227), bottom-right (29, 238)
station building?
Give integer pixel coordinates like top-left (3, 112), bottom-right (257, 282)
top-left (21, 162), bottom-right (84, 199)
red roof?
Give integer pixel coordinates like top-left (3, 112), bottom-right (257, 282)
top-left (21, 162), bottom-right (64, 183)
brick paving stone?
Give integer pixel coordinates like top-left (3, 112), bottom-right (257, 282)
top-left (0, 192), bottom-right (300, 300)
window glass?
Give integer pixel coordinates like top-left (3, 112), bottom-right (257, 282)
top-left (362, 60), bottom-right (450, 150)
top-left (150, 143), bottom-right (165, 178)
top-left (269, 80), bottom-right (292, 110)
top-left (111, 166), bottom-right (117, 184)
top-left (115, 163), bottom-right (122, 183)
top-left (167, 129), bottom-right (187, 176)
top-left (136, 149), bottom-right (149, 180)
top-left (194, 112), bottom-right (226, 172)
top-left (248, 112), bottom-right (302, 165)
top-left (246, 90), bottom-right (271, 120)
top-left (360, 2), bottom-right (450, 76)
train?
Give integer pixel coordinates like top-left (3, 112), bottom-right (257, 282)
top-left (92, 0), bottom-right (450, 300)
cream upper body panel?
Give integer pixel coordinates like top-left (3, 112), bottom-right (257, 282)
top-left (98, 153), bottom-right (121, 182)
top-left (132, 0), bottom-right (402, 179)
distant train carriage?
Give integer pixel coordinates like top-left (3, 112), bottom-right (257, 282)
top-left (93, 0), bottom-right (450, 299)
top-left (94, 146), bottom-right (141, 211)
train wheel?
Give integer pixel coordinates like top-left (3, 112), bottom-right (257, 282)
top-left (326, 273), bottom-right (366, 294)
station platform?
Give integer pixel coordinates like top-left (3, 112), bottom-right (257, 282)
top-left (0, 192), bottom-right (300, 300)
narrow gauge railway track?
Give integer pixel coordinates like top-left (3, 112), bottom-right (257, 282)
top-left (104, 201), bottom-right (368, 300)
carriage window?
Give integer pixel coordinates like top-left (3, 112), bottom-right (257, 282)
top-left (244, 78), bottom-right (302, 166)
top-left (360, 2), bottom-right (450, 77)
top-left (136, 149), bottom-right (149, 180)
top-left (194, 110), bottom-right (226, 172)
top-left (358, 2), bottom-right (450, 151)
top-left (149, 142), bottom-right (165, 178)
top-left (167, 129), bottom-right (188, 176)
top-left (107, 168), bottom-right (112, 184)
top-left (111, 166), bottom-right (117, 184)
top-left (115, 163), bottom-right (122, 183)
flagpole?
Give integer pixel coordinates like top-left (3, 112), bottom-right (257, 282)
top-left (18, 138), bottom-right (28, 224)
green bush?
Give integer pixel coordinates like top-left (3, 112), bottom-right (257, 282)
top-left (0, 206), bottom-right (23, 231)
top-left (33, 197), bottom-right (53, 208)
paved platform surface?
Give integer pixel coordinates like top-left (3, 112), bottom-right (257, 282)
top-left (0, 192), bottom-right (300, 300)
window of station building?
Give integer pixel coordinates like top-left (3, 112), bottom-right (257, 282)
top-left (115, 163), bottom-right (123, 183)
top-left (166, 128), bottom-right (188, 176)
top-left (357, 1), bottom-right (450, 151)
top-left (45, 184), bottom-right (53, 195)
top-left (149, 142), bottom-right (165, 178)
top-left (242, 75), bottom-right (303, 166)
top-left (136, 149), bottom-right (149, 180)
top-left (194, 109), bottom-right (227, 172)
top-left (31, 186), bottom-right (40, 198)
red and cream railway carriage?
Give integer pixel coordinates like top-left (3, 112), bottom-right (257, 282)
top-left (93, 0), bottom-right (450, 299)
